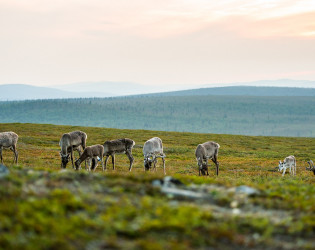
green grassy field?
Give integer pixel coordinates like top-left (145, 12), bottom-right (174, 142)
top-left (0, 123), bottom-right (315, 249)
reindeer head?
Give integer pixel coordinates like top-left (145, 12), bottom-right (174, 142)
top-left (200, 162), bottom-right (208, 176)
top-left (60, 152), bottom-right (70, 168)
top-left (197, 157), bottom-right (208, 176)
top-left (306, 160), bottom-right (315, 175)
top-left (74, 159), bottom-right (81, 170)
top-left (278, 160), bottom-right (284, 172)
top-left (144, 154), bottom-right (154, 171)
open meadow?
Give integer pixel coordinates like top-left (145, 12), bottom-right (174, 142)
top-left (0, 123), bottom-right (315, 249)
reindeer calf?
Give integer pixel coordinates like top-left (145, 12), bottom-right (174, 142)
top-left (278, 155), bottom-right (296, 176)
top-left (75, 145), bottom-right (104, 171)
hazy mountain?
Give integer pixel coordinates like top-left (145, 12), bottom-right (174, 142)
top-left (203, 79), bottom-right (315, 88)
top-left (51, 81), bottom-right (186, 96)
top-left (1, 79), bottom-right (315, 101)
top-left (0, 84), bottom-right (114, 101)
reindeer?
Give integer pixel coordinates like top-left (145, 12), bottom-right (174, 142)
top-left (143, 137), bottom-right (166, 174)
top-left (74, 144), bottom-right (104, 171)
top-left (195, 141), bottom-right (220, 176)
top-left (0, 132), bottom-right (18, 164)
top-left (59, 131), bottom-right (87, 169)
top-left (278, 155), bottom-right (296, 176)
top-left (103, 138), bottom-right (135, 171)
top-left (306, 160), bottom-right (315, 175)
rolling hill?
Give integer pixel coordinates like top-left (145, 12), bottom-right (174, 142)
top-left (0, 95), bottom-right (314, 137)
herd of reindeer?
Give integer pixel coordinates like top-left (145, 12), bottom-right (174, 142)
top-left (0, 130), bottom-right (315, 176)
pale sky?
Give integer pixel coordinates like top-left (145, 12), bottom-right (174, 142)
top-left (1, 0), bottom-right (315, 87)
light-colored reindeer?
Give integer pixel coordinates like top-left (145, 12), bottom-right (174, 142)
top-left (143, 137), bottom-right (166, 174)
top-left (195, 141), bottom-right (220, 176)
top-left (278, 155), bottom-right (296, 176)
top-left (0, 132), bottom-right (18, 164)
top-left (59, 131), bottom-right (87, 169)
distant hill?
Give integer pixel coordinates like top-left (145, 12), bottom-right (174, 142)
top-left (1, 82), bottom-right (315, 101)
top-left (0, 95), bottom-right (314, 137)
top-left (0, 84), bottom-right (114, 101)
top-left (147, 86), bottom-right (315, 97)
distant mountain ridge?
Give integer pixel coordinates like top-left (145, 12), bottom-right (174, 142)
top-left (0, 84), bottom-right (113, 101)
top-left (147, 86), bottom-right (315, 97)
top-left (1, 79), bottom-right (315, 101)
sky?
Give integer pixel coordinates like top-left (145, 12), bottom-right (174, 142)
top-left (1, 0), bottom-right (315, 88)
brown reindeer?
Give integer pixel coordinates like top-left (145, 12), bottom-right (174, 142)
top-left (306, 160), bottom-right (315, 175)
top-left (75, 145), bottom-right (104, 171)
top-left (103, 138), bottom-right (135, 171)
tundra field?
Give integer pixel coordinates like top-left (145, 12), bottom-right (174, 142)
top-left (0, 123), bottom-right (315, 249)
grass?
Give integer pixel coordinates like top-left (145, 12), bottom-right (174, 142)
top-left (0, 122), bottom-right (315, 249)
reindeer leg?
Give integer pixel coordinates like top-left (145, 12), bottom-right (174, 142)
top-left (282, 167), bottom-right (286, 176)
top-left (0, 147), bottom-right (3, 163)
top-left (112, 154), bottom-right (115, 170)
top-left (15, 149), bottom-right (18, 164)
top-left (9, 146), bottom-right (14, 164)
top-left (93, 157), bottom-right (98, 172)
top-left (126, 150), bottom-right (134, 171)
top-left (162, 157), bottom-right (166, 175)
top-left (101, 155), bottom-right (104, 172)
top-left (70, 147), bottom-right (75, 169)
top-left (104, 155), bottom-right (109, 171)
top-left (12, 145), bottom-right (18, 164)
top-left (88, 158), bottom-right (92, 172)
top-left (212, 156), bottom-right (219, 176)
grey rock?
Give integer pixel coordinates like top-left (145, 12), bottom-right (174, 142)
top-left (235, 185), bottom-right (259, 196)
top-left (0, 164), bottom-right (9, 178)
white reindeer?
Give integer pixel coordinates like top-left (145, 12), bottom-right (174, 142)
top-left (0, 132), bottom-right (19, 164)
top-left (278, 155), bottom-right (296, 176)
top-left (143, 137), bottom-right (166, 174)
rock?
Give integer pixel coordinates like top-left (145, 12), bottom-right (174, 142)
top-left (0, 164), bottom-right (9, 178)
top-left (235, 185), bottom-right (259, 196)
top-left (152, 176), bottom-right (208, 200)
top-left (152, 176), bottom-right (184, 188)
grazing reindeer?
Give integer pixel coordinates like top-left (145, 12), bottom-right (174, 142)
top-left (103, 138), bottom-right (135, 171)
top-left (143, 137), bottom-right (166, 174)
top-left (306, 160), bottom-right (315, 175)
top-left (195, 141), bottom-right (220, 176)
top-left (278, 155), bottom-right (296, 176)
top-left (75, 145), bottom-right (104, 171)
top-left (0, 132), bottom-right (18, 164)
top-left (59, 131), bottom-right (87, 169)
